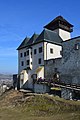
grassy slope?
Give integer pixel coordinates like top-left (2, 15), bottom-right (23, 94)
top-left (0, 90), bottom-right (80, 120)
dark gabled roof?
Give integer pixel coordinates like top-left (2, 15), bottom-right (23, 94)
top-left (34, 29), bottom-right (63, 45)
top-left (44, 16), bottom-right (73, 32)
top-left (17, 33), bottom-right (39, 50)
top-left (17, 28), bottom-right (63, 50)
top-left (17, 37), bottom-right (30, 50)
top-left (26, 33), bottom-right (39, 46)
top-left (44, 16), bottom-right (73, 28)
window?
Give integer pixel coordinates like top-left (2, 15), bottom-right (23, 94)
top-left (24, 52), bottom-right (26, 57)
top-left (26, 50), bottom-right (29, 55)
top-left (38, 58), bottom-right (41, 64)
top-left (27, 60), bottom-right (30, 65)
top-left (75, 43), bottom-right (79, 50)
top-left (20, 53), bottom-right (23, 57)
top-left (21, 61), bottom-right (24, 66)
top-left (50, 48), bottom-right (53, 54)
top-left (39, 47), bottom-right (42, 53)
top-left (34, 49), bottom-right (37, 54)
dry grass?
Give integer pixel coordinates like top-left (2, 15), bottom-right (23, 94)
top-left (0, 89), bottom-right (80, 120)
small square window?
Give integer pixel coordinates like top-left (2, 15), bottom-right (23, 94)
top-left (50, 48), bottom-right (53, 54)
top-left (39, 47), bottom-right (42, 53)
top-left (34, 49), bottom-right (37, 54)
top-left (20, 53), bottom-right (23, 57)
top-left (27, 60), bottom-right (30, 65)
top-left (38, 58), bottom-right (41, 64)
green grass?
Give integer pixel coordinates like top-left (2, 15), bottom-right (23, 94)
top-left (0, 90), bottom-right (80, 120)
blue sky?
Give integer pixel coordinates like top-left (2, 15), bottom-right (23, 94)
top-left (0, 0), bottom-right (80, 74)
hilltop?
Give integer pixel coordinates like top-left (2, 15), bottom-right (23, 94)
top-left (0, 89), bottom-right (80, 120)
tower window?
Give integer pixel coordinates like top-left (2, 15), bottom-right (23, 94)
top-left (50, 48), bottom-right (53, 54)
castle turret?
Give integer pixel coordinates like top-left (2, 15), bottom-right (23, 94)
top-left (44, 16), bottom-right (73, 41)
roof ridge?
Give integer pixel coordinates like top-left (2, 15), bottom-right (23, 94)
top-left (17, 37), bottom-right (30, 50)
top-left (44, 15), bottom-right (73, 29)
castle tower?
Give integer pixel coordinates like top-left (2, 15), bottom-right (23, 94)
top-left (44, 16), bottom-right (73, 41)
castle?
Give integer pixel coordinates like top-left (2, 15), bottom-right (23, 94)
top-left (16, 16), bottom-right (80, 100)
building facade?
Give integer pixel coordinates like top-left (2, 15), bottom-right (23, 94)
top-left (45, 36), bottom-right (80, 85)
top-left (17, 16), bottom-right (73, 90)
